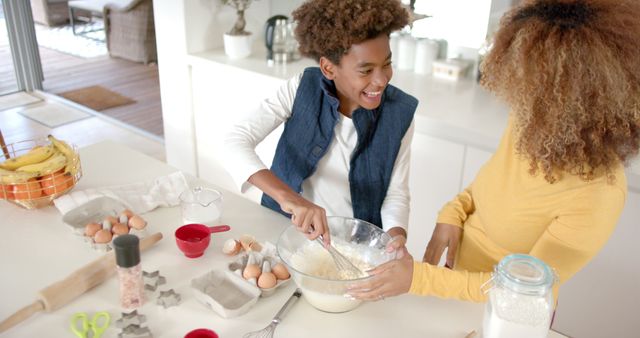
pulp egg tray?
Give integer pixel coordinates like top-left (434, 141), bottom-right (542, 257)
top-left (62, 196), bottom-right (148, 252)
top-left (191, 269), bottom-right (261, 319)
top-left (227, 242), bottom-right (291, 297)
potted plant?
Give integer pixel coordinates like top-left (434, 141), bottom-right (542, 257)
top-left (222, 0), bottom-right (257, 59)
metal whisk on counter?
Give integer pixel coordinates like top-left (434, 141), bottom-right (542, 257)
top-left (243, 289), bottom-right (302, 338)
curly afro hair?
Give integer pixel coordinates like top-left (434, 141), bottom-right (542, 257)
top-left (292, 0), bottom-right (409, 64)
top-left (481, 0), bottom-right (640, 183)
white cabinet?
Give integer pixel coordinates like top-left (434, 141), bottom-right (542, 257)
top-left (552, 191), bottom-right (640, 338)
top-left (406, 133), bottom-right (466, 259)
top-left (190, 62), bottom-right (284, 202)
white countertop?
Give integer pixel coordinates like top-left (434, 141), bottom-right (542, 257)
top-left (0, 141), bottom-right (568, 338)
top-left (187, 48), bottom-right (640, 191)
top-left (187, 48), bottom-right (509, 151)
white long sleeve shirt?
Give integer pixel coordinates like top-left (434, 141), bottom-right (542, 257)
top-left (223, 72), bottom-right (413, 232)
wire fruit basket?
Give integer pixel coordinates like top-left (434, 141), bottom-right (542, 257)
top-left (0, 137), bottom-right (82, 209)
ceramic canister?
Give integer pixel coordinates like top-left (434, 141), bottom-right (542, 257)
top-left (414, 38), bottom-right (440, 75)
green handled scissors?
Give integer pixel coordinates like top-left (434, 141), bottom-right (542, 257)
top-left (70, 311), bottom-right (110, 338)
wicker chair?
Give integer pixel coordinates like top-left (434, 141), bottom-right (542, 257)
top-left (104, 0), bottom-right (157, 64)
top-left (30, 0), bottom-right (69, 27)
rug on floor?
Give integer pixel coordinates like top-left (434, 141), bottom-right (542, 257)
top-left (17, 100), bottom-right (92, 128)
top-left (34, 20), bottom-right (107, 58)
top-left (0, 92), bottom-right (42, 112)
top-left (58, 85), bottom-right (136, 111)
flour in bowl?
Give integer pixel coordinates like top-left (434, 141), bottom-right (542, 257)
top-left (290, 241), bottom-right (373, 280)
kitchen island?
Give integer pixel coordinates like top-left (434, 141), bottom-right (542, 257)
top-left (0, 141), bottom-right (567, 337)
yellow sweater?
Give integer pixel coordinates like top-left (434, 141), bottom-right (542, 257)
top-left (409, 120), bottom-right (627, 302)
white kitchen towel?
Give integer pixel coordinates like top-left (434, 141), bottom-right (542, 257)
top-left (53, 171), bottom-right (189, 215)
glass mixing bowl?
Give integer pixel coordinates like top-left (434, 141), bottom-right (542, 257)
top-left (276, 216), bottom-right (395, 313)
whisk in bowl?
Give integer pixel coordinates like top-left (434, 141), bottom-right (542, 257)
top-left (316, 236), bottom-right (366, 279)
top-left (243, 289), bottom-right (302, 338)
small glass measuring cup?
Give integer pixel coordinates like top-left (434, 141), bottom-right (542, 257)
top-left (179, 187), bottom-right (223, 226)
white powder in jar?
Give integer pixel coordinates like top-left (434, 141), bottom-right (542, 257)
top-left (482, 288), bottom-right (552, 338)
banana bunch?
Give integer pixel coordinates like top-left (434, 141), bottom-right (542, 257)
top-left (0, 136), bottom-right (79, 184)
top-left (0, 144), bottom-right (56, 171)
top-left (48, 135), bottom-right (80, 176)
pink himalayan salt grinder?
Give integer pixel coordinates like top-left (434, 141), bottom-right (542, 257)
top-left (113, 234), bottom-right (145, 309)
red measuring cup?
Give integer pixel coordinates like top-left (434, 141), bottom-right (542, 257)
top-left (175, 224), bottom-right (231, 258)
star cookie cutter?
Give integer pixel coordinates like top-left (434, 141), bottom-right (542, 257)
top-left (143, 270), bottom-right (167, 292)
top-left (118, 323), bottom-right (153, 338)
top-left (157, 289), bottom-right (181, 308)
top-left (115, 310), bottom-right (147, 328)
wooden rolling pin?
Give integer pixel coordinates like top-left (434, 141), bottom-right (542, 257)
top-left (0, 232), bottom-right (163, 334)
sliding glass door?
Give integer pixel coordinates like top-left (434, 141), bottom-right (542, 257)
top-left (1, 0), bottom-right (43, 94)
top-left (0, 1), bottom-right (18, 94)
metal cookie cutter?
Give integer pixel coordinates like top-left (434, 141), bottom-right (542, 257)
top-left (157, 289), bottom-right (181, 308)
top-left (115, 310), bottom-right (147, 328)
top-left (118, 324), bottom-right (153, 338)
top-left (143, 270), bottom-right (167, 292)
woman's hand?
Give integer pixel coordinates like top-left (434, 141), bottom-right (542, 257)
top-left (280, 194), bottom-right (330, 246)
top-left (422, 222), bottom-right (462, 267)
top-left (347, 247), bottom-right (414, 301)
top-left (385, 226), bottom-right (408, 258)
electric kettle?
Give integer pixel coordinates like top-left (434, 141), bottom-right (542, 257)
top-left (265, 15), bottom-right (292, 65)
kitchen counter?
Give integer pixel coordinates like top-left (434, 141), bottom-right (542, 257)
top-left (0, 141), bottom-right (568, 338)
top-left (187, 48), bottom-right (509, 151)
top-left (187, 48), bottom-right (640, 191)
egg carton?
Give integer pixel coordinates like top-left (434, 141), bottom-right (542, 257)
top-left (191, 269), bottom-right (261, 319)
top-left (61, 196), bottom-right (148, 251)
top-left (227, 242), bottom-right (291, 297)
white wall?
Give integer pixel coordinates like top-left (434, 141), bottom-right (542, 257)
top-left (153, 0), bottom-right (274, 176)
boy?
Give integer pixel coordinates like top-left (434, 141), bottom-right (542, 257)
top-left (224, 0), bottom-right (417, 247)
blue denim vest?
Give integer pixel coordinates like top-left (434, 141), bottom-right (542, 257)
top-left (261, 67), bottom-right (418, 228)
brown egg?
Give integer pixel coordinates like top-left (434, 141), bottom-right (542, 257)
top-left (84, 222), bottom-right (102, 237)
top-left (112, 223), bottom-right (129, 235)
top-left (272, 263), bottom-right (290, 280)
top-left (258, 272), bottom-right (277, 289)
top-left (104, 215), bottom-right (118, 225)
top-left (243, 264), bottom-right (261, 280)
top-left (94, 229), bottom-right (113, 244)
top-left (120, 209), bottom-right (134, 218)
top-left (128, 215), bottom-right (147, 230)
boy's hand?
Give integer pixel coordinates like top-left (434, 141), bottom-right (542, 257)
top-left (281, 195), bottom-right (330, 246)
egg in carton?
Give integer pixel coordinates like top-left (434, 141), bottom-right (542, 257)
top-left (228, 242), bottom-right (291, 297)
top-left (61, 196), bottom-right (149, 251)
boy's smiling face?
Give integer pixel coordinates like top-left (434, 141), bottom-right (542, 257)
top-left (320, 34), bottom-right (393, 116)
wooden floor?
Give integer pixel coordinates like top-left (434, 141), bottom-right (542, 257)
top-left (0, 44), bottom-right (164, 137)
top-left (0, 91), bottom-right (166, 161)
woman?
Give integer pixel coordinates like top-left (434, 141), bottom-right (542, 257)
top-left (349, 0), bottom-right (640, 302)
top-left (223, 0), bottom-right (416, 247)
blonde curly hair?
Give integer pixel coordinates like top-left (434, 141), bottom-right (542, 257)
top-left (481, 0), bottom-right (640, 183)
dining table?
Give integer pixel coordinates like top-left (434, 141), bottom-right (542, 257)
top-left (0, 140), bottom-right (568, 338)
